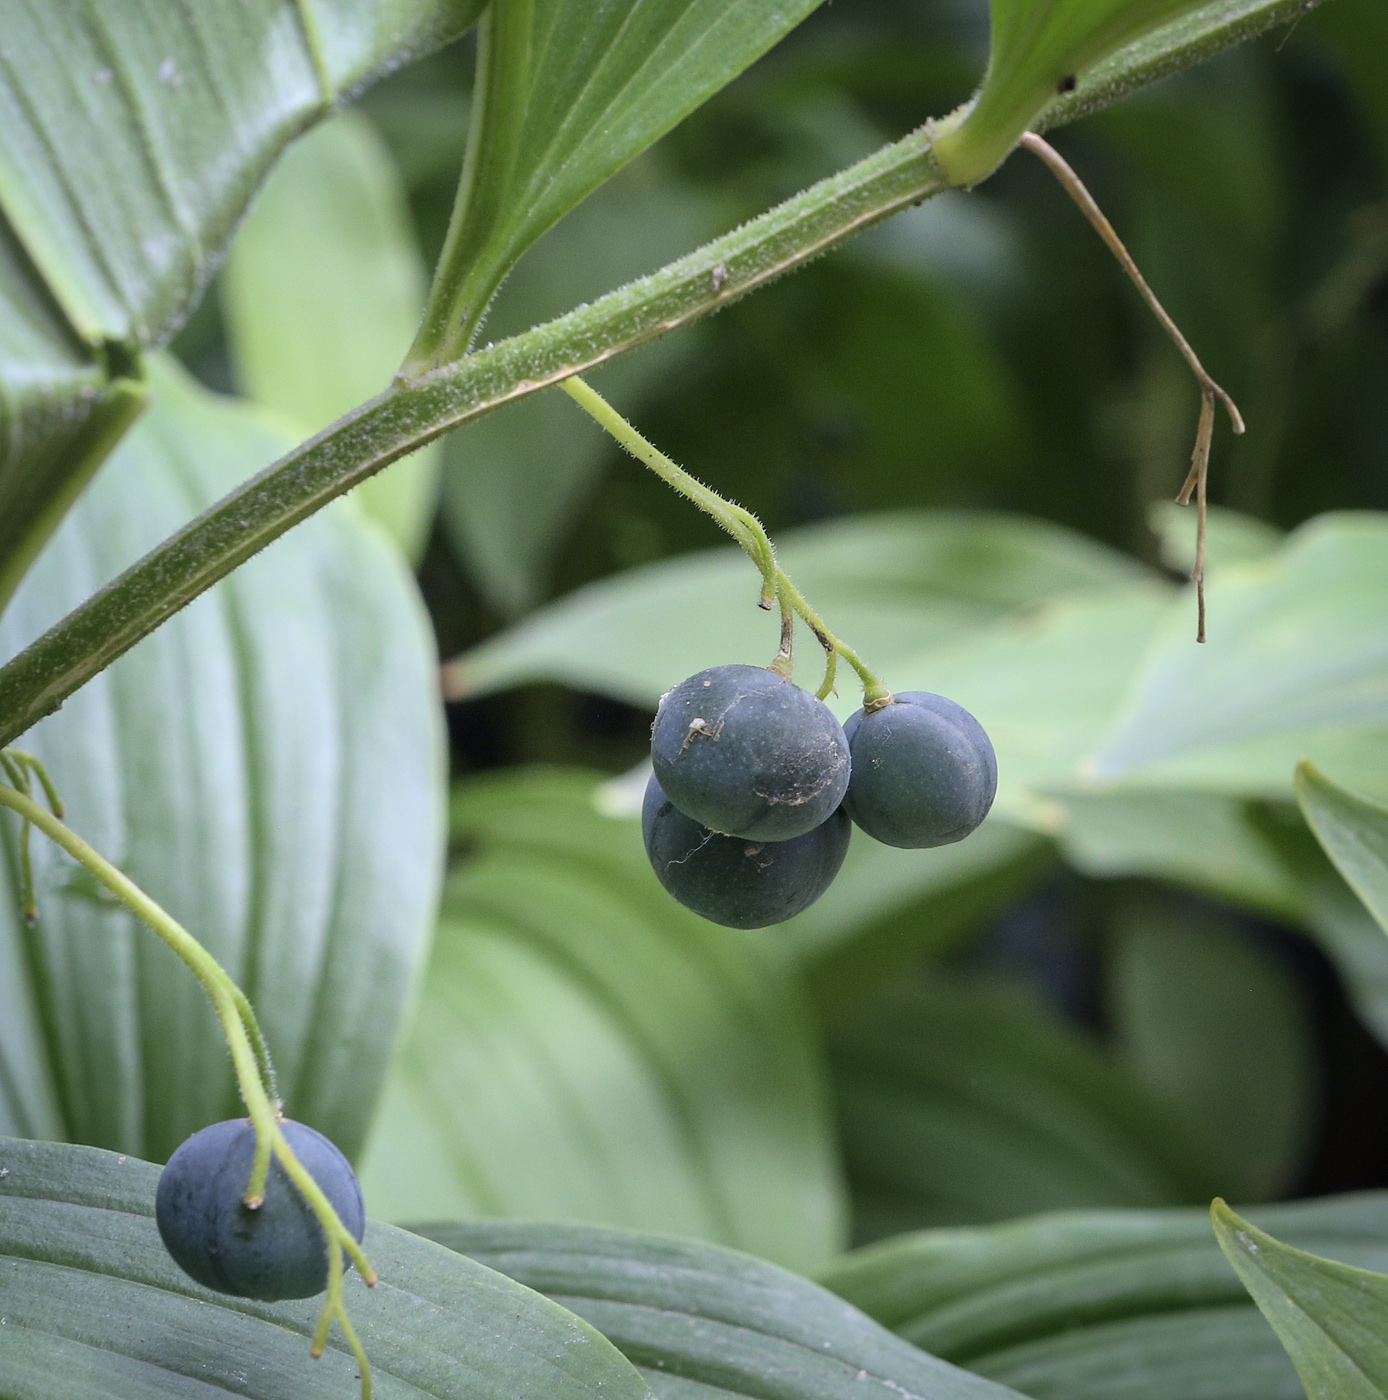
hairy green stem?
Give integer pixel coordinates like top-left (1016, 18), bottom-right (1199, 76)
top-left (560, 376), bottom-right (888, 702)
top-left (0, 0), bottom-right (1320, 749)
top-left (560, 377), bottom-right (778, 598)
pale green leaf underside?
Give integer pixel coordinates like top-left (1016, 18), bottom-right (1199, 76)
top-left (449, 511), bottom-right (1152, 709)
top-left (422, 1218), bottom-right (1028, 1400)
top-left (823, 1191), bottom-right (1388, 1400)
top-left (1088, 514), bottom-right (1388, 793)
top-left (0, 1136), bottom-right (655, 1400)
top-left (451, 511), bottom-right (1388, 828)
top-left (360, 768), bottom-right (844, 1274)
top-left (0, 0), bottom-right (480, 610)
top-left (1297, 763), bottom-right (1388, 937)
top-left (0, 361), bottom-right (444, 1163)
top-left (1214, 1200), bottom-right (1388, 1400)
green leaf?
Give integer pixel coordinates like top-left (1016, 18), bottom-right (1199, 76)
top-left (0, 361), bottom-right (445, 1162)
top-left (410, 0), bottom-right (825, 364)
top-left (1251, 804), bottom-right (1388, 1053)
top-left (828, 976), bottom-right (1224, 1240)
top-left (420, 1218), bottom-right (1028, 1400)
top-left (1108, 896), bottom-right (1315, 1199)
top-left (222, 110), bottom-right (440, 560)
top-left (1297, 762), bottom-right (1388, 936)
top-left (1058, 790), bottom-right (1305, 920)
top-left (0, 0), bottom-right (481, 607)
top-left (441, 157), bottom-right (712, 615)
top-left (1148, 502), bottom-right (1282, 578)
top-left (1214, 1199), bottom-right (1388, 1400)
top-left (1088, 513), bottom-right (1388, 799)
top-left (0, 1136), bottom-right (655, 1400)
top-left (359, 767), bottom-right (844, 1274)
top-left (822, 1191), bottom-right (1388, 1400)
top-left (932, 0), bottom-right (1324, 186)
top-left (448, 510), bottom-right (1154, 709)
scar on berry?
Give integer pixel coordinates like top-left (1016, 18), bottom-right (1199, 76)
top-left (1058, 74), bottom-right (1076, 93)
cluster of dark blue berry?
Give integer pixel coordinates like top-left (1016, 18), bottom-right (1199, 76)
top-left (643, 664), bottom-right (997, 928)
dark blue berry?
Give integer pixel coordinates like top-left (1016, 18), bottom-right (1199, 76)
top-left (156, 1118), bottom-right (365, 1300)
top-left (843, 691), bottom-right (996, 848)
top-left (642, 773), bottom-right (850, 928)
top-left (650, 664), bottom-right (850, 841)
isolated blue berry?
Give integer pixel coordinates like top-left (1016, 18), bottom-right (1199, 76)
top-left (843, 691), bottom-right (996, 848)
top-left (156, 1118), bottom-right (365, 1300)
top-left (650, 664), bottom-right (850, 841)
top-left (642, 773), bottom-right (850, 928)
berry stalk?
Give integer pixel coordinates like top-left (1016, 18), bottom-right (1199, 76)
top-left (0, 761), bottom-right (376, 1398)
top-left (559, 375), bottom-right (889, 703)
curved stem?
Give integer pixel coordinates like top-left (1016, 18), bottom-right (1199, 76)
top-left (0, 777), bottom-right (375, 1398)
top-left (559, 377), bottom-right (890, 705)
top-left (560, 377), bottom-right (779, 600)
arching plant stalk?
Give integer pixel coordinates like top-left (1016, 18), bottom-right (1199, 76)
top-left (0, 759), bottom-right (376, 1399)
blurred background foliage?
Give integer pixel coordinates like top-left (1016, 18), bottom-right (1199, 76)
top-left (168, 0), bottom-right (1388, 1263)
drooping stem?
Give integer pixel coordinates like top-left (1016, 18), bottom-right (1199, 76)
top-left (559, 377), bottom-right (778, 603)
top-left (559, 376), bottom-right (890, 706)
top-left (1019, 132), bottom-right (1244, 641)
top-left (0, 774), bottom-right (375, 1398)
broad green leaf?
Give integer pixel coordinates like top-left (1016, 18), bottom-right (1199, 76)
top-left (1297, 763), bottom-right (1388, 936)
top-left (1148, 501), bottom-right (1282, 577)
top-left (410, 0), bottom-right (826, 364)
top-left (422, 1219), bottom-right (1028, 1400)
top-left (0, 361), bottom-right (445, 1162)
top-left (442, 157), bottom-right (713, 615)
top-left (222, 111), bottom-right (440, 559)
top-left (1059, 790), bottom-right (1305, 920)
top-left (359, 768), bottom-right (844, 1274)
top-left (822, 1192), bottom-right (1388, 1400)
top-left (0, 0), bottom-right (481, 608)
top-left (828, 976), bottom-right (1224, 1241)
top-left (1108, 897), bottom-right (1315, 1199)
top-left (1088, 514), bottom-right (1388, 799)
top-left (447, 511), bottom-right (1155, 709)
top-left (889, 590), bottom-right (1172, 828)
top-left (1214, 1200), bottom-right (1388, 1400)
top-left (0, 1136), bottom-right (655, 1400)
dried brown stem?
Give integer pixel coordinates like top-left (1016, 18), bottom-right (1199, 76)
top-left (1020, 132), bottom-right (1245, 641)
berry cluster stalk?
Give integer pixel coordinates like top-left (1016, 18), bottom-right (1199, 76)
top-left (0, 758), bottom-right (376, 1400)
top-left (559, 376), bottom-right (891, 709)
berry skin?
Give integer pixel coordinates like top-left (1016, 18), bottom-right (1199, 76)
top-left (156, 1118), bottom-right (365, 1301)
top-left (642, 773), bottom-right (850, 928)
top-left (843, 691), bottom-right (997, 848)
top-left (650, 664), bottom-right (850, 841)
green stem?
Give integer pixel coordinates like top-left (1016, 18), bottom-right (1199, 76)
top-left (0, 778), bottom-right (375, 1397)
top-left (0, 0), bottom-right (1316, 750)
top-left (560, 377), bottom-right (778, 600)
top-left (560, 376), bottom-right (890, 704)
